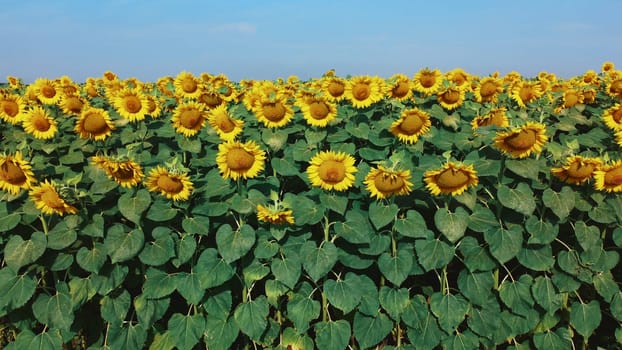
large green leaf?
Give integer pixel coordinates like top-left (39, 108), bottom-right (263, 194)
top-left (0, 268), bottom-right (37, 312)
top-left (334, 210), bottom-right (372, 244)
top-left (458, 236), bottom-right (498, 272)
top-left (168, 313), bottom-right (205, 350)
top-left (216, 224), bottom-right (256, 263)
top-left (394, 209), bottom-right (430, 238)
top-left (146, 198), bottom-right (178, 222)
top-left (573, 221), bottom-right (600, 251)
top-left (194, 248), bottom-right (234, 289)
top-left (300, 241), bottom-right (338, 282)
top-left (533, 328), bottom-right (572, 350)
top-left (32, 285), bottom-right (73, 331)
top-left (204, 316), bottom-right (239, 350)
top-left (593, 271), bottom-right (620, 302)
top-left (181, 215), bottom-right (209, 235)
top-left (176, 272), bottom-right (204, 305)
top-left (139, 226), bottom-right (175, 266)
top-left (117, 189), bottom-right (152, 224)
top-left (377, 249), bottom-right (413, 286)
top-left (142, 267), bottom-right (178, 299)
top-left (233, 296), bottom-right (269, 341)
top-left (407, 312), bottom-right (446, 350)
top-left (368, 201), bottom-right (399, 230)
top-left (353, 312), bottom-right (393, 349)
top-left (484, 225), bottom-right (522, 264)
top-left (324, 273), bottom-right (363, 313)
top-left (531, 276), bottom-right (562, 313)
top-left (498, 275), bottom-right (534, 317)
top-left (104, 225), bottom-right (144, 264)
top-left (525, 216), bottom-right (558, 245)
top-left (287, 294), bottom-right (321, 333)
top-left (457, 270), bottom-right (494, 306)
top-left (100, 289), bottom-right (131, 323)
top-left (541, 187), bottom-right (575, 221)
top-left (517, 244), bottom-right (555, 271)
top-left (570, 300), bottom-right (601, 338)
top-left (271, 256), bottom-right (301, 289)
top-left (45, 221), bottom-right (76, 250)
top-left (314, 320), bottom-right (351, 350)
top-left (107, 323), bottom-right (147, 350)
top-left (441, 330), bottom-right (480, 350)
top-left (76, 243), bottom-right (106, 273)
top-left (434, 206), bottom-right (469, 243)
top-left (467, 205), bottom-right (499, 233)
top-left (497, 183), bottom-right (536, 216)
top-left (379, 286), bottom-right (410, 321)
top-left (4, 231), bottom-right (47, 272)
top-left (429, 292), bottom-right (469, 333)
top-left (415, 239), bottom-right (454, 271)
top-left (0, 212), bottom-right (21, 232)
top-left (320, 192), bottom-right (348, 215)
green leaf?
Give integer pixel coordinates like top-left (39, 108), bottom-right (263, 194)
top-left (415, 239), bottom-right (454, 271)
top-left (429, 292), bottom-right (469, 332)
top-left (611, 292), bottom-right (622, 322)
top-left (204, 290), bottom-right (232, 320)
top-left (314, 320), bottom-right (351, 350)
top-left (104, 226), bottom-right (144, 264)
top-left (24, 330), bottom-right (64, 350)
top-left (287, 294), bottom-right (321, 333)
top-left (324, 273), bottom-right (363, 313)
top-left (195, 248), bottom-right (234, 289)
top-left (0, 268), bottom-right (37, 311)
top-left (353, 312), bottom-right (393, 349)
top-left (146, 199), bottom-right (178, 222)
top-left (533, 328), bottom-right (572, 350)
top-left (182, 215), bottom-right (209, 235)
top-left (407, 312), bottom-right (445, 350)
top-left (271, 157), bottom-right (300, 176)
top-left (574, 221), bottom-right (600, 251)
top-left (570, 300), bottom-right (601, 338)
top-left (107, 323), bottom-right (147, 350)
top-left (517, 244), bottom-right (555, 271)
top-left (613, 227), bottom-right (622, 248)
top-left (4, 329), bottom-right (35, 350)
top-left (497, 183), bottom-right (536, 216)
top-left (134, 294), bottom-right (170, 330)
top-left (139, 226), bottom-right (175, 266)
top-left (290, 194), bottom-right (325, 225)
top-left (377, 249), bottom-right (413, 286)
top-left (271, 257), bottom-right (301, 289)
top-left (593, 271), bottom-right (620, 302)
top-left (458, 236), bottom-right (498, 272)
top-left (0, 212), bottom-right (21, 231)
top-left (142, 267), bottom-right (178, 299)
top-left (76, 243), bottom-right (107, 273)
top-left (499, 275), bottom-right (534, 317)
top-left (531, 276), bottom-right (562, 313)
top-left (319, 192), bottom-right (348, 215)
top-left (172, 234), bottom-right (196, 267)
top-left (234, 296), bottom-right (269, 341)
top-left (356, 275), bottom-right (380, 317)
top-left (32, 286), bottom-right (73, 330)
top-left (441, 330), bottom-right (480, 350)
top-left (434, 206), bottom-right (469, 243)
top-left (168, 313), bottom-right (205, 350)
top-left (369, 201), bottom-right (399, 230)
top-left (541, 187), bottom-right (574, 221)
top-left (176, 272), bottom-right (204, 305)
top-left (334, 210), bottom-right (372, 244)
top-left (46, 221), bottom-right (76, 250)
top-left (216, 224), bottom-right (256, 263)
top-left (101, 289), bottom-right (131, 323)
top-left (394, 209), bottom-right (430, 238)
top-left (117, 189), bottom-right (152, 224)
top-left (505, 158), bottom-right (541, 181)
top-left (81, 213), bottom-right (105, 237)
top-left (468, 205), bottom-right (499, 233)
top-left (379, 286), bottom-right (410, 321)
top-left (4, 231), bottom-right (46, 272)
top-left (204, 317), bottom-right (239, 350)
top-left (457, 270), bottom-right (494, 306)
top-left (525, 216), bottom-right (558, 245)
top-left (301, 241), bottom-right (338, 282)
top-left (178, 137), bottom-right (201, 153)
top-left (484, 225), bottom-right (522, 264)
top-left (149, 331), bottom-right (175, 350)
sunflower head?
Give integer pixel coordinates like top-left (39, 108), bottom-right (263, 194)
top-left (551, 156), bottom-right (602, 185)
top-left (29, 180), bottom-right (78, 216)
top-left (59, 94), bottom-right (86, 115)
top-left (32, 78), bottom-right (61, 105)
top-left (307, 150), bottom-right (357, 191)
top-left (602, 61), bottom-right (615, 73)
top-left (75, 107), bottom-right (115, 141)
top-left (0, 93), bottom-right (26, 124)
top-left (413, 68), bottom-right (443, 95)
top-left (424, 161), bottom-right (478, 196)
top-left (437, 85), bottom-right (465, 110)
top-left (146, 165), bottom-right (193, 201)
top-left (510, 81), bottom-right (543, 108)
top-left (561, 89), bottom-right (584, 109)
top-left (474, 77), bottom-right (503, 103)
top-left (389, 108), bottom-right (432, 144)
top-left (345, 76), bottom-right (385, 109)
top-left (602, 104), bottom-right (622, 131)
top-left (216, 140), bottom-right (266, 180)
top-left (385, 74), bottom-right (413, 101)
top-left (0, 151), bottom-right (37, 195)
top-left (174, 71), bottom-right (202, 99)
top-left (23, 106), bottom-right (58, 139)
top-left (493, 122), bottom-right (548, 158)
top-left (253, 94), bottom-right (294, 128)
top-left (594, 160), bottom-right (622, 193)
top-left (471, 107), bottom-right (509, 132)
top-left (606, 78), bottom-right (622, 99)
top-left (6, 76), bottom-right (22, 89)
top-left (256, 203), bottom-right (295, 225)
top-left (299, 96), bottom-right (338, 127)
top-left (111, 88), bottom-right (149, 122)
top-left (321, 76), bottom-right (347, 101)
top-left (207, 104), bottom-right (244, 141)
top-left (91, 155), bottom-right (143, 188)
top-left (364, 165), bottom-right (413, 199)
top-left (172, 101), bottom-right (207, 137)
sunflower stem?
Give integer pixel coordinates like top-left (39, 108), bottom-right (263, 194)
top-left (39, 215), bottom-right (49, 235)
top-left (323, 215), bottom-right (330, 242)
top-left (321, 288), bottom-right (329, 322)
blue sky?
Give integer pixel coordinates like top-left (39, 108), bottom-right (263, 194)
top-left (2, 0), bottom-right (621, 83)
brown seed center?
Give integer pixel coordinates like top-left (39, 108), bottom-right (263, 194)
top-left (318, 160), bottom-right (346, 184)
top-left (32, 115), bottom-right (51, 131)
top-left (420, 73), bottom-right (437, 88)
top-left (352, 83), bottom-right (370, 100)
top-left (83, 112), bottom-right (109, 134)
top-left (374, 173), bottom-right (405, 193)
top-left (157, 175), bottom-right (184, 194)
top-left (182, 78), bottom-right (198, 93)
top-left (436, 168), bottom-right (470, 189)
top-left (566, 162), bottom-right (595, 179)
top-left (519, 86), bottom-right (536, 103)
top-left (504, 129), bottom-right (537, 150)
top-left (226, 148), bottom-right (255, 171)
top-left (180, 109), bottom-right (203, 129)
top-left (40, 85), bottom-right (57, 98)
top-left (64, 96), bottom-right (84, 114)
top-left (124, 96), bottom-right (142, 113)
top-left (262, 102), bottom-right (286, 122)
top-left (605, 166), bottom-right (622, 186)
top-left (309, 101), bottom-right (329, 120)
top-left (41, 188), bottom-right (65, 209)
top-left (398, 113), bottom-right (424, 135)
top-left (0, 161), bottom-right (27, 185)
top-left (2, 101), bottom-right (19, 117)
top-left (327, 81), bottom-right (345, 97)
top-left (200, 93), bottom-right (222, 108)
top-left (215, 112), bottom-right (236, 132)
top-left (612, 108), bottom-right (622, 123)
top-left (113, 165), bottom-right (136, 180)
top-left (392, 82), bottom-right (410, 98)
top-left (440, 89), bottom-right (461, 104)
top-left (564, 92), bottom-right (580, 108)
top-left (480, 81), bottom-right (497, 97)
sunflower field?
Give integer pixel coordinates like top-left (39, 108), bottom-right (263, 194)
top-left (1, 63), bottom-right (622, 350)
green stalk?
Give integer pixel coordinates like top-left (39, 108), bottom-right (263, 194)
top-left (39, 215), bottom-right (49, 235)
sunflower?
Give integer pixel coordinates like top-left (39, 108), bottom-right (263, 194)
top-left (473, 77), bottom-right (503, 104)
top-left (22, 106), bottom-right (57, 139)
top-left (385, 74), bottom-right (414, 101)
top-left (0, 151), bottom-right (37, 195)
top-left (299, 96), bottom-right (338, 127)
top-left (321, 76), bottom-right (348, 101)
top-left (594, 160), bottom-right (622, 192)
top-left (446, 68), bottom-right (471, 91)
top-left (493, 122), bottom-right (548, 159)
top-left (197, 90), bottom-right (225, 110)
top-left (389, 108), bottom-right (432, 144)
top-left (253, 94), bottom-right (295, 128)
top-left (146, 166), bottom-right (193, 201)
top-left (510, 80), bottom-right (543, 108)
top-left (345, 76), bottom-right (385, 109)
top-left (551, 156), bottom-right (601, 185)
top-left (207, 104), bottom-right (244, 141)
top-left (606, 77), bottom-right (622, 99)
top-left (582, 88), bottom-right (597, 104)
top-left (561, 89), bottom-right (584, 109)
top-left (172, 101), bottom-right (207, 137)
top-left (145, 95), bottom-right (162, 118)
top-left (364, 165), bottom-right (413, 199)
top-left (75, 107), bottom-right (115, 140)
top-left (424, 162), bottom-right (478, 196)
top-left (6, 76), bottom-right (21, 89)
top-left (471, 107), bottom-right (510, 132)
top-left (602, 61), bottom-right (615, 73)
top-left (29, 180), bottom-right (77, 216)
top-left (59, 94), bottom-right (86, 116)
top-left (412, 68), bottom-right (443, 95)
top-left (437, 85), bottom-right (465, 110)
top-left (216, 140), bottom-right (266, 180)
top-left (0, 93), bottom-right (26, 124)
top-left (91, 156), bottom-right (143, 188)
top-left (602, 104), bottom-right (622, 131)
top-left (32, 78), bottom-right (61, 105)
top-left (174, 71), bottom-right (202, 99)
top-left (111, 88), bottom-right (149, 122)
top-left (307, 150), bottom-right (357, 191)
top-left (256, 204), bottom-right (295, 225)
